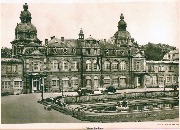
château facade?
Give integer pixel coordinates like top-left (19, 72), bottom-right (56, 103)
top-left (1, 3), bottom-right (179, 94)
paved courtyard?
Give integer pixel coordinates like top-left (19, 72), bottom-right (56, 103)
top-left (1, 93), bottom-right (88, 124)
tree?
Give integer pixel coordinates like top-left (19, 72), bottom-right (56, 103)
top-left (141, 42), bottom-right (176, 61)
top-left (1, 47), bottom-right (12, 58)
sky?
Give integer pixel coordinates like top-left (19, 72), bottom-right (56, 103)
top-left (1, 0), bottom-right (179, 48)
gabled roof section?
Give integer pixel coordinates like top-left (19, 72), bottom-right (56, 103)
top-left (47, 37), bottom-right (77, 48)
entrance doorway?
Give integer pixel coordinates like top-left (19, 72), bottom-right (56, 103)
top-left (32, 78), bottom-right (40, 92)
top-left (135, 76), bottom-right (144, 88)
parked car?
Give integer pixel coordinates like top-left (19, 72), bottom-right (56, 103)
top-left (103, 86), bottom-right (116, 94)
top-left (77, 88), bottom-right (94, 96)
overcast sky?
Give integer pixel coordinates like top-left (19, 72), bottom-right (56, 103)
top-left (1, 0), bottom-right (179, 48)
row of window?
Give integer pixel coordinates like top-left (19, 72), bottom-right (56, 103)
top-left (50, 76), bottom-right (127, 88)
top-left (48, 47), bottom-right (127, 56)
top-left (148, 65), bottom-right (175, 72)
top-left (2, 65), bottom-right (18, 73)
top-left (146, 76), bottom-right (177, 85)
top-left (50, 60), bottom-right (127, 71)
top-left (1, 81), bottom-right (22, 88)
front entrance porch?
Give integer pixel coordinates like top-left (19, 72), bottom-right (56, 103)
top-left (27, 73), bottom-right (47, 93)
top-left (133, 72), bottom-right (148, 88)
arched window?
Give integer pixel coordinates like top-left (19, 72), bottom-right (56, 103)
top-left (86, 60), bottom-right (91, 71)
top-left (120, 61), bottom-right (126, 70)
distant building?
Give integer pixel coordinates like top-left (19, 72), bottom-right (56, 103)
top-left (163, 50), bottom-right (179, 61)
top-left (1, 3), bottom-right (179, 94)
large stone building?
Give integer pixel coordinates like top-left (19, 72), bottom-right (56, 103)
top-left (1, 3), bottom-right (179, 94)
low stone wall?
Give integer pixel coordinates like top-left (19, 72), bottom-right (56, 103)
top-left (39, 101), bottom-right (179, 122)
top-left (64, 91), bottom-right (179, 104)
top-left (86, 109), bottom-right (179, 122)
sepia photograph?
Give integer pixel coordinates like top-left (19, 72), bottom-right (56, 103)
top-left (1, 0), bottom-right (179, 129)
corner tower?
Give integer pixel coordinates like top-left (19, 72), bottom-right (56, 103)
top-left (78, 28), bottom-right (84, 40)
top-left (11, 3), bottom-right (41, 57)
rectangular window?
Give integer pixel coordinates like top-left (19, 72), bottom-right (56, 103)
top-left (112, 63), bottom-right (118, 70)
top-left (94, 49), bottom-right (97, 55)
top-left (51, 62), bottom-right (58, 71)
top-left (93, 63), bottom-right (97, 70)
top-left (12, 65), bottom-right (17, 72)
top-left (159, 77), bottom-right (164, 83)
top-left (152, 76), bottom-right (157, 84)
top-left (119, 78), bottom-right (126, 85)
top-left (172, 76), bottom-right (176, 83)
top-left (166, 76), bottom-right (170, 83)
top-left (7, 66), bottom-right (11, 72)
top-left (72, 79), bottom-right (78, 87)
top-left (136, 61), bottom-right (140, 71)
top-left (113, 78), bottom-right (118, 84)
top-left (2, 65), bottom-right (6, 73)
top-left (2, 81), bottom-right (11, 88)
top-left (14, 81), bottom-right (22, 88)
top-left (86, 49), bottom-right (90, 54)
top-left (104, 79), bottom-right (110, 84)
top-left (63, 62), bottom-right (68, 70)
top-left (169, 66), bottom-right (173, 71)
top-left (52, 80), bottom-right (59, 86)
top-left (71, 62), bottom-right (78, 70)
top-left (33, 61), bottom-right (40, 71)
top-left (159, 66), bottom-right (164, 71)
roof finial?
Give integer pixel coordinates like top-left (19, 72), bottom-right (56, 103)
top-left (23, 3), bottom-right (28, 11)
top-left (120, 13), bottom-right (124, 20)
top-left (80, 28), bottom-right (83, 34)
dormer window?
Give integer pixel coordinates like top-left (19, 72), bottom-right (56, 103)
top-left (63, 48), bottom-right (67, 54)
top-left (105, 49), bottom-right (109, 56)
top-left (72, 48), bottom-right (76, 54)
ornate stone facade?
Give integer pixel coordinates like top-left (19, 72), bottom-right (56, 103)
top-left (1, 3), bottom-right (179, 94)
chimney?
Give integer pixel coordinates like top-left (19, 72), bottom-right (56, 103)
top-left (61, 37), bottom-right (64, 42)
top-left (50, 36), bottom-right (55, 40)
top-left (45, 39), bottom-right (48, 46)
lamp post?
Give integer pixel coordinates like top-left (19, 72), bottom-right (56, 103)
top-left (128, 48), bottom-right (132, 89)
top-left (164, 78), bottom-right (166, 97)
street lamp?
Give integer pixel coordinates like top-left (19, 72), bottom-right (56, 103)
top-left (164, 78), bottom-right (166, 97)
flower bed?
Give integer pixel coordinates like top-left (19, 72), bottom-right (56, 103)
top-left (64, 91), bottom-right (179, 104)
top-left (38, 100), bottom-right (179, 122)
